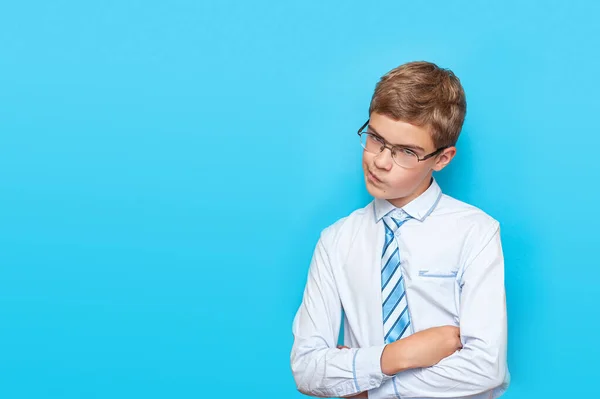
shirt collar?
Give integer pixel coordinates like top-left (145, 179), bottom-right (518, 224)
top-left (373, 177), bottom-right (443, 223)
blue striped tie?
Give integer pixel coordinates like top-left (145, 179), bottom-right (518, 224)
top-left (381, 210), bottom-right (413, 344)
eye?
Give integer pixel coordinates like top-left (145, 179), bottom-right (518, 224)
top-left (398, 147), bottom-right (417, 157)
top-left (368, 134), bottom-right (384, 144)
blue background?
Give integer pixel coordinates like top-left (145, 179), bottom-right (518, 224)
top-left (1, 1), bottom-right (599, 398)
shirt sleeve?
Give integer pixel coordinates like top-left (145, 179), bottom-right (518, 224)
top-left (369, 222), bottom-right (509, 398)
top-left (290, 230), bottom-right (393, 398)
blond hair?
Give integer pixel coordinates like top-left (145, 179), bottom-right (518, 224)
top-left (369, 61), bottom-right (467, 148)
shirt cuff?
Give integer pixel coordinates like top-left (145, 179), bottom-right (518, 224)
top-left (352, 344), bottom-right (394, 392)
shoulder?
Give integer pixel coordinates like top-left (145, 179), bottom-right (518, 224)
top-left (435, 193), bottom-right (501, 261)
top-left (318, 201), bottom-right (374, 253)
top-left (436, 193), bottom-right (499, 232)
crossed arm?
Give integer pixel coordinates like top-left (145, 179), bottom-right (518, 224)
top-left (337, 326), bottom-right (463, 398)
top-left (290, 224), bottom-right (507, 398)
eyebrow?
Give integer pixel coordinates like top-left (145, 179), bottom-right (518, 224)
top-left (367, 125), bottom-right (426, 153)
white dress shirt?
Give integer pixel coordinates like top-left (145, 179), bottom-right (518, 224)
top-left (290, 178), bottom-right (510, 399)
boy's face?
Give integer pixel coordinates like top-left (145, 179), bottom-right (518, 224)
top-left (362, 112), bottom-right (456, 207)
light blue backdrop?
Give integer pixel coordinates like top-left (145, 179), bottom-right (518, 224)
top-left (1, 1), bottom-right (598, 398)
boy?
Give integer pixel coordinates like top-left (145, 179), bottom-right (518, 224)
top-left (290, 61), bottom-right (510, 399)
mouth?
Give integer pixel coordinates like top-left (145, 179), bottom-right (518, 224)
top-left (367, 168), bottom-right (383, 184)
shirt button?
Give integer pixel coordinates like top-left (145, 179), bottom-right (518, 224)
top-left (370, 379), bottom-right (377, 386)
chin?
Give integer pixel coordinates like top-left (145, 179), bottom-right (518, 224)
top-left (365, 179), bottom-right (390, 199)
top-left (365, 177), bottom-right (415, 201)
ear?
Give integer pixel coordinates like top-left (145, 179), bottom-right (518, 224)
top-left (432, 147), bottom-right (457, 172)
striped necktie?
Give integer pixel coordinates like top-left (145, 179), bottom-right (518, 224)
top-left (381, 210), bottom-right (413, 344)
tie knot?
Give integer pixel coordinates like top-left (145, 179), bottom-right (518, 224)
top-left (383, 209), bottom-right (411, 232)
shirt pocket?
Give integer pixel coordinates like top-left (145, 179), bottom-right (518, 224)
top-left (418, 269), bottom-right (458, 278)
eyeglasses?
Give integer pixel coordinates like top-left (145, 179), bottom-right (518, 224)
top-left (357, 119), bottom-right (449, 169)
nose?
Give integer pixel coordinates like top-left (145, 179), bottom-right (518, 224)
top-left (373, 148), bottom-right (394, 171)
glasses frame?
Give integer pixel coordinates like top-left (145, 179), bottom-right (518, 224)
top-left (357, 119), bottom-right (449, 167)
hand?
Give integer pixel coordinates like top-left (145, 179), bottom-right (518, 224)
top-left (381, 325), bottom-right (462, 374)
top-left (406, 326), bottom-right (462, 367)
top-left (344, 392), bottom-right (368, 398)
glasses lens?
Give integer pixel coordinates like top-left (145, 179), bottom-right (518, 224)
top-left (393, 148), bottom-right (419, 169)
top-left (359, 132), bottom-right (368, 149)
top-left (360, 133), bottom-right (382, 153)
